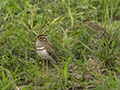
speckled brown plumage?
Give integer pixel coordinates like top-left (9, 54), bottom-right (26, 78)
top-left (83, 20), bottom-right (111, 39)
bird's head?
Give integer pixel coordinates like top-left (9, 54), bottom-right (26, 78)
top-left (37, 34), bottom-right (48, 41)
top-left (83, 20), bottom-right (91, 25)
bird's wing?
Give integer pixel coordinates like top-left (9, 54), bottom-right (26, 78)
top-left (44, 41), bottom-right (57, 62)
top-left (86, 21), bottom-right (111, 39)
top-left (88, 22), bottom-right (105, 32)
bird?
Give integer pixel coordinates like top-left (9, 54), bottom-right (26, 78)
top-left (36, 34), bottom-right (57, 74)
top-left (83, 20), bottom-right (111, 39)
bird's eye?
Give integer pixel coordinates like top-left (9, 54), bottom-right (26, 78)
top-left (39, 37), bottom-right (43, 40)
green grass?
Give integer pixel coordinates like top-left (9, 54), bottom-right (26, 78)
top-left (0, 0), bottom-right (120, 90)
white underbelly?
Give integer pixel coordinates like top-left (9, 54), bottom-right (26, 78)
top-left (37, 49), bottom-right (51, 60)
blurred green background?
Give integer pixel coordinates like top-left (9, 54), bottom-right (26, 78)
top-left (0, 0), bottom-right (120, 90)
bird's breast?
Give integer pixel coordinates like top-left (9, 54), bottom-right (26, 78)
top-left (36, 47), bottom-right (45, 51)
top-left (37, 46), bottom-right (47, 55)
top-left (36, 46), bottom-right (50, 59)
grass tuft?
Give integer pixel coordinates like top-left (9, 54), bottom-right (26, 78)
top-left (0, 0), bottom-right (120, 89)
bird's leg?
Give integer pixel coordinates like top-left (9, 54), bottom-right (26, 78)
top-left (46, 60), bottom-right (48, 74)
top-left (42, 59), bottom-right (45, 75)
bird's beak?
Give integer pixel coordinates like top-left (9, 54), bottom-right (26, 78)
top-left (35, 37), bottom-right (38, 40)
